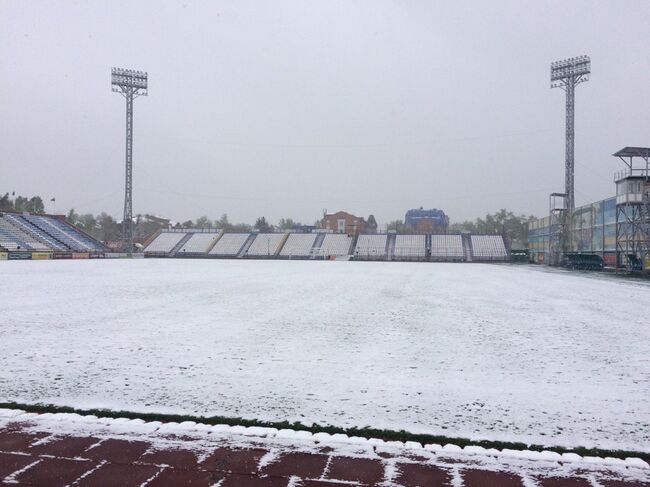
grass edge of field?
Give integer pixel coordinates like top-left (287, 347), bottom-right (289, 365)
top-left (1, 401), bottom-right (647, 461)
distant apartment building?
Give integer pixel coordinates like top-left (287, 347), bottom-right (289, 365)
top-left (405, 207), bottom-right (449, 234)
top-left (321, 211), bottom-right (366, 235)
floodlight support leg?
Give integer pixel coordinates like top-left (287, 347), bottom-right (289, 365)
top-left (123, 90), bottom-right (134, 255)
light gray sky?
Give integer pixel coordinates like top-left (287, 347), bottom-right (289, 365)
top-left (1, 0), bottom-right (649, 225)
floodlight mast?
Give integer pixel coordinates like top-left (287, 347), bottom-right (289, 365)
top-left (111, 67), bottom-right (148, 255)
top-left (550, 55), bottom-right (590, 256)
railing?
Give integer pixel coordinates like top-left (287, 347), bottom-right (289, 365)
top-left (615, 168), bottom-right (649, 181)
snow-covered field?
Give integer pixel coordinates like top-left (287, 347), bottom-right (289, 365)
top-left (0, 259), bottom-right (648, 452)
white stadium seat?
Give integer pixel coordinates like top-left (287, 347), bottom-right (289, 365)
top-left (209, 233), bottom-right (251, 256)
top-left (430, 235), bottom-right (464, 259)
top-left (354, 234), bottom-right (387, 259)
top-left (317, 234), bottom-right (352, 257)
top-left (177, 233), bottom-right (219, 254)
top-left (246, 233), bottom-right (285, 256)
top-left (145, 232), bottom-right (188, 253)
top-left (471, 235), bottom-right (508, 259)
top-left (394, 234), bottom-right (426, 258)
top-left (279, 233), bottom-right (316, 257)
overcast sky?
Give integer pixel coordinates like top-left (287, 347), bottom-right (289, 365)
top-left (1, 0), bottom-right (649, 225)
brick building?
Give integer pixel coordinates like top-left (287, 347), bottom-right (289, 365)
top-left (321, 211), bottom-right (366, 235)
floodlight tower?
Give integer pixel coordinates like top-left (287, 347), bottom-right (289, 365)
top-left (111, 67), bottom-right (148, 254)
top-left (550, 56), bottom-right (590, 215)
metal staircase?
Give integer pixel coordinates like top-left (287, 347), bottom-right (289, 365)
top-left (237, 233), bottom-right (257, 258)
top-left (169, 233), bottom-right (193, 256)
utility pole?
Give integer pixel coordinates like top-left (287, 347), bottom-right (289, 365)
top-left (111, 67), bottom-right (148, 254)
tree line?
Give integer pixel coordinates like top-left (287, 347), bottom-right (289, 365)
top-left (2, 192), bottom-right (535, 246)
top-left (0, 193), bottom-right (46, 213)
top-left (64, 211), bottom-right (308, 243)
top-left (387, 209), bottom-right (536, 247)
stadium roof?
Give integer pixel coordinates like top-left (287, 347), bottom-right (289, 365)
top-left (612, 147), bottom-right (650, 158)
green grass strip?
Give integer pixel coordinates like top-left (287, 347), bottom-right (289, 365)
top-left (1, 401), bottom-right (647, 461)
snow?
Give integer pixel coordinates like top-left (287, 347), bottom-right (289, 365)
top-left (0, 259), bottom-right (649, 452)
top-left (1, 408), bottom-right (647, 485)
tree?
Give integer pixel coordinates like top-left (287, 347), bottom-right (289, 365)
top-left (366, 215), bottom-right (378, 233)
top-left (277, 218), bottom-right (296, 230)
top-left (28, 196), bottom-right (44, 213)
top-left (231, 222), bottom-right (252, 232)
top-left (254, 216), bottom-right (272, 232)
top-left (195, 216), bottom-right (213, 229)
top-left (96, 213), bottom-right (120, 242)
top-left (66, 208), bottom-right (79, 225)
top-left (14, 196), bottom-right (29, 212)
top-left (386, 219), bottom-right (413, 233)
top-left (181, 220), bottom-right (194, 229)
top-left (76, 214), bottom-right (97, 235)
top-left (450, 209), bottom-right (536, 247)
top-left (0, 193), bottom-right (12, 211)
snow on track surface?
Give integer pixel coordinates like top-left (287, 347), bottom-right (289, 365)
top-left (1, 409), bottom-right (648, 486)
top-left (0, 259), bottom-right (648, 452)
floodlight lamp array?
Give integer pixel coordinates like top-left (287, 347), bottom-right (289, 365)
top-left (550, 55), bottom-right (590, 85)
top-left (111, 67), bottom-right (148, 93)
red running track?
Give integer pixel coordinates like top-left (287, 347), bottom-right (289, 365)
top-left (0, 410), bottom-right (648, 486)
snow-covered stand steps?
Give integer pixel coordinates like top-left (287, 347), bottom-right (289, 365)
top-left (143, 229), bottom-right (510, 262)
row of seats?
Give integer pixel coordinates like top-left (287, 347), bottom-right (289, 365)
top-left (246, 233), bottom-right (285, 256)
top-left (394, 234), bottom-right (426, 258)
top-left (3, 214), bottom-right (67, 250)
top-left (0, 213), bottom-right (105, 252)
top-left (0, 218), bottom-right (49, 251)
top-left (22, 214), bottom-right (101, 251)
top-left (42, 216), bottom-right (105, 251)
top-left (145, 232), bottom-right (189, 253)
top-left (279, 233), bottom-right (317, 257)
top-left (177, 233), bottom-right (219, 254)
top-left (355, 234), bottom-right (388, 258)
top-left (471, 235), bottom-right (508, 259)
top-left (430, 235), bottom-right (464, 258)
top-left (209, 233), bottom-right (250, 256)
top-left (143, 230), bottom-right (508, 261)
top-left (317, 234), bottom-right (353, 257)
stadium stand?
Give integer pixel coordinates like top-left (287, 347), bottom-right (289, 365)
top-left (209, 233), bottom-right (251, 257)
top-left (0, 218), bottom-right (49, 251)
top-left (279, 233), bottom-right (317, 258)
top-left (3, 213), bottom-right (67, 250)
top-left (0, 212), bottom-right (106, 253)
top-left (22, 214), bottom-right (104, 251)
top-left (393, 234), bottom-right (426, 260)
top-left (471, 235), bottom-right (508, 261)
top-left (354, 234), bottom-right (388, 260)
top-left (316, 233), bottom-right (353, 258)
top-left (430, 235), bottom-right (464, 260)
top-left (144, 231), bottom-right (189, 254)
top-left (176, 232), bottom-right (220, 255)
top-left (246, 233), bottom-right (286, 257)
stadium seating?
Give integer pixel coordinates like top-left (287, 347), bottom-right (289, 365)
top-left (0, 218), bottom-right (47, 250)
top-left (246, 233), bottom-right (286, 257)
top-left (144, 231), bottom-right (190, 254)
top-left (430, 235), bottom-right (464, 259)
top-left (176, 232), bottom-right (219, 255)
top-left (2, 214), bottom-right (64, 250)
top-left (354, 234), bottom-right (388, 259)
top-left (317, 233), bottom-right (353, 257)
top-left (471, 235), bottom-right (508, 260)
top-left (209, 233), bottom-right (251, 256)
top-left (279, 233), bottom-right (317, 257)
top-left (394, 234), bottom-right (426, 259)
top-left (22, 214), bottom-right (103, 251)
